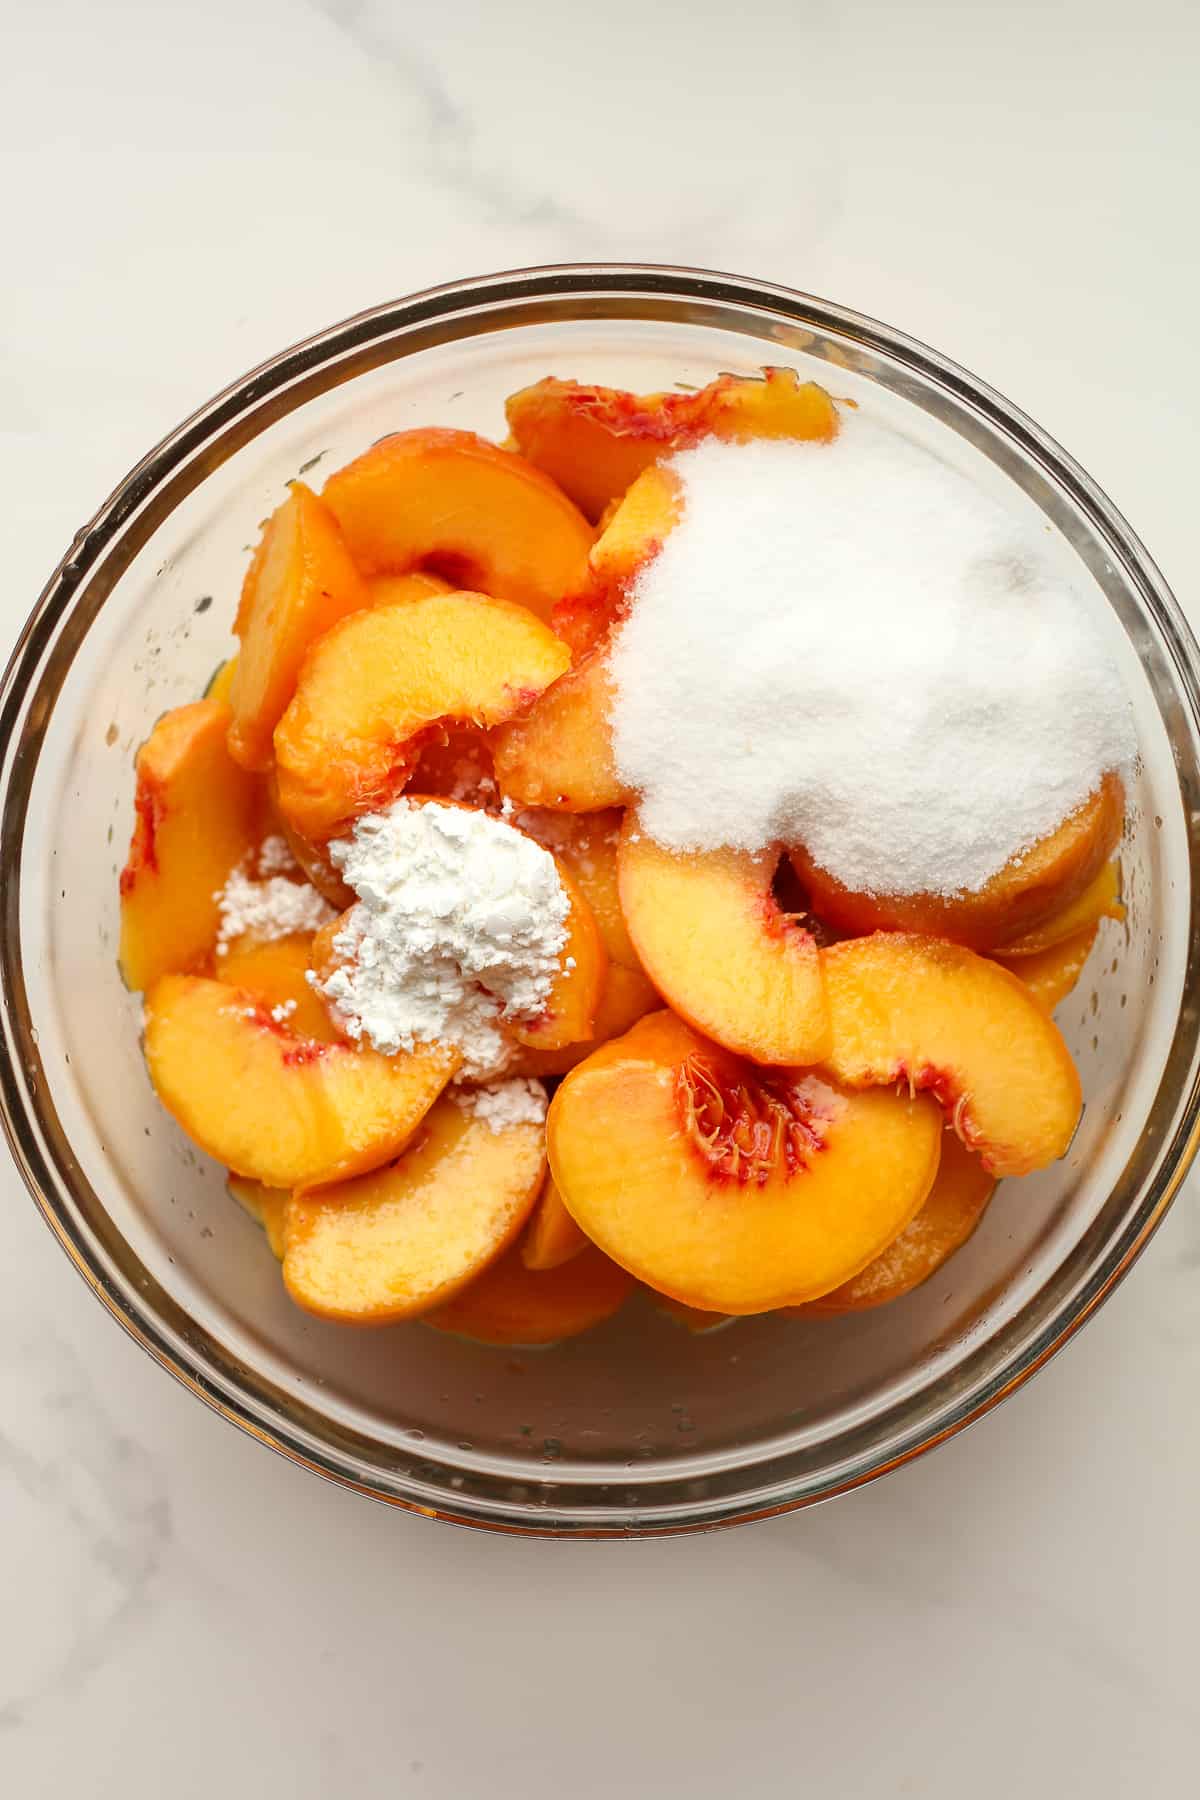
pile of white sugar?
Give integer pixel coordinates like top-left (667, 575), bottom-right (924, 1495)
top-left (317, 800), bottom-right (569, 1078)
top-left (607, 421), bottom-right (1137, 896)
top-left (215, 847), bottom-right (335, 951)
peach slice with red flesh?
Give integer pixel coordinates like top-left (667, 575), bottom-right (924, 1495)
top-left (427, 1242), bottom-right (633, 1346)
top-left (280, 1094), bottom-right (546, 1325)
top-left (792, 775), bottom-right (1125, 953)
top-left (506, 368), bottom-right (839, 522)
top-left (797, 1131), bottom-right (997, 1315)
top-left (994, 859), bottom-right (1123, 956)
top-left (617, 822), bottom-right (830, 1066)
top-left (820, 934), bottom-right (1082, 1178)
top-left (216, 932), bottom-right (342, 1043)
top-left (521, 1175), bottom-right (589, 1271)
top-left (994, 925), bottom-right (1099, 1013)
top-left (273, 590), bottom-right (570, 840)
top-left (227, 1174), bottom-right (288, 1260)
top-left (490, 647), bottom-right (625, 813)
top-left (144, 974), bottom-right (458, 1190)
top-left (548, 1011), bottom-right (943, 1314)
top-left (320, 427), bottom-right (594, 624)
top-left (119, 698), bottom-right (262, 992)
top-left (227, 482), bottom-right (370, 772)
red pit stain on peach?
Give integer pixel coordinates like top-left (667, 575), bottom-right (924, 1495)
top-left (677, 1055), bottom-right (840, 1186)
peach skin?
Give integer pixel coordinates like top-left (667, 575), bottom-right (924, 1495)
top-left (144, 974), bottom-right (458, 1190)
top-left (321, 427), bottom-right (594, 623)
top-left (281, 1094), bottom-right (546, 1325)
top-left (617, 821), bottom-right (830, 1066)
top-left (273, 590), bottom-right (570, 839)
top-left (119, 698), bottom-right (261, 992)
top-left (820, 934), bottom-right (1082, 1177)
top-left (548, 1011), bottom-right (942, 1314)
top-left (228, 482), bottom-right (370, 771)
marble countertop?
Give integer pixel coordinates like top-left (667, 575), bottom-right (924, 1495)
top-left (2, 1), bottom-right (1197, 1792)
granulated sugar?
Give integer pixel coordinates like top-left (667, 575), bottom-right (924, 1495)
top-left (215, 864), bottom-right (334, 949)
top-left (454, 1078), bottom-right (548, 1133)
top-left (608, 422), bottom-right (1136, 896)
top-left (317, 799), bottom-right (569, 1078)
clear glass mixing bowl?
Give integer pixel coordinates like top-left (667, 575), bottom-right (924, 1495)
top-left (2, 265), bottom-right (1197, 1536)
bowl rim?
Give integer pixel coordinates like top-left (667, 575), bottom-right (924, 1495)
top-left (2, 260), bottom-right (1198, 1536)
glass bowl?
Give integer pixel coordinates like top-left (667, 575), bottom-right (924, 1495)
top-left (2, 265), bottom-right (1198, 1537)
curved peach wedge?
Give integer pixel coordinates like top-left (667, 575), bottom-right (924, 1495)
top-left (365, 570), bottom-right (452, 607)
top-left (281, 1093), bottom-right (546, 1325)
top-left (144, 974), bottom-right (458, 1189)
top-left (821, 934), bottom-right (1082, 1177)
top-left (588, 463), bottom-right (682, 591)
top-left (427, 1243), bottom-right (633, 1346)
top-left (994, 859), bottom-right (1123, 956)
top-left (617, 823), bottom-right (830, 1066)
top-left (216, 931), bottom-right (341, 1043)
top-left (792, 774), bottom-right (1125, 952)
top-left (227, 1174), bottom-right (288, 1260)
top-left (273, 591), bottom-right (570, 839)
top-left (548, 1012), bottom-right (943, 1314)
top-left (799, 1131), bottom-right (996, 1314)
top-left (119, 698), bottom-right (261, 992)
top-left (516, 808), bottom-right (641, 971)
top-left (521, 1175), bottom-right (589, 1271)
top-left (228, 482), bottom-right (369, 771)
top-left (507, 369), bottom-right (838, 521)
top-left (321, 428), bottom-right (594, 622)
top-left (490, 648), bottom-right (625, 813)
top-left (505, 961), bottom-right (661, 1079)
top-left (994, 924), bottom-right (1099, 1013)
top-left (506, 860), bottom-right (607, 1052)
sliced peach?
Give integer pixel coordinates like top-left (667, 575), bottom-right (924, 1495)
top-left (205, 656), bottom-right (238, 706)
top-left (588, 463), bottom-right (682, 591)
top-left (119, 698), bottom-right (261, 992)
top-left (521, 1175), bottom-right (589, 1271)
top-left (406, 725), bottom-right (496, 807)
top-left (490, 647), bottom-right (625, 813)
top-left (227, 1173), bottom-right (287, 1260)
top-left (506, 860), bottom-right (607, 1051)
top-left (995, 859), bottom-right (1123, 955)
top-left (506, 369), bottom-right (839, 522)
top-left (281, 1094), bottom-right (545, 1324)
top-left (515, 808), bottom-right (641, 970)
top-left (617, 823), bottom-right (830, 1066)
top-left (821, 934), bottom-right (1082, 1178)
top-left (215, 932), bottom-right (341, 1042)
top-left (144, 974), bottom-right (458, 1189)
top-left (994, 924), bottom-right (1099, 1012)
top-left (321, 428), bottom-right (594, 623)
top-left (274, 591), bottom-right (570, 839)
top-left (228, 482), bottom-right (369, 772)
top-left (548, 1011), bottom-right (943, 1314)
top-left (798, 1131), bottom-right (996, 1314)
top-left (652, 1295), bottom-right (732, 1334)
top-left (427, 1243), bottom-right (633, 1346)
top-left (505, 961), bottom-right (661, 1079)
top-left (792, 774), bottom-right (1125, 952)
top-left (365, 570), bottom-right (452, 607)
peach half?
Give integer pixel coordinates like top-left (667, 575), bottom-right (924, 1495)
top-left (799, 1130), bottom-right (996, 1314)
top-left (792, 775), bottom-right (1124, 952)
top-left (273, 590), bottom-right (570, 839)
top-left (820, 934), bottom-right (1082, 1178)
top-left (490, 647), bottom-right (625, 813)
top-left (506, 368), bottom-right (839, 522)
top-left (119, 698), bottom-right (261, 992)
top-left (227, 482), bottom-right (369, 771)
top-left (281, 1094), bottom-right (546, 1325)
top-left (548, 1012), bottom-right (943, 1314)
top-left (321, 427), bottom-right (594, 623)
top-left (427, 1243), bottom-right (633, 1346)
top-left (144, 974), bottom-right (458, 1190)
top-left (617, 823), bottom-right (830, 1066)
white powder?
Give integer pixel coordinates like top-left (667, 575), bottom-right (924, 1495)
top-left (255, 833), bottom-right (298, 877)
top-left (608, 422), bottom-right (1137, 897)
top-left (317, 799), bottom-right (569, 1078)
top-left (215, 865), bottom-right (335, 950)
top-left (454, 1078), bottom-right (548, 1134)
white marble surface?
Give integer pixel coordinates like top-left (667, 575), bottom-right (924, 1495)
top-left (2, 0), bottom-right (1198, 1792)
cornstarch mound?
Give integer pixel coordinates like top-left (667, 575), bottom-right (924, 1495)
top-left (317, 799), bottom-right (569, 1078)
top-left (607, 419), bottom-right (1136, 897)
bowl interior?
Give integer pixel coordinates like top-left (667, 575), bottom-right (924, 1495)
top-left (8, 283), bottom-right (1198, 1531)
